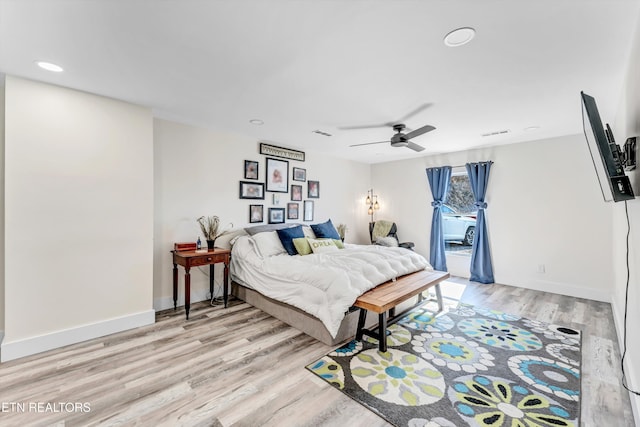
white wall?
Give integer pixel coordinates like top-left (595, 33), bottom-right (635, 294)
top-left (0, 77), bottom-right (5, 335)
top-left (613, 7), bottom-right (640, 421)
top-left (153, 118), bottom-right (371, 310)
top-left (372, 134), bottom-right (614, 302)
top-left (1, 76), bottom-right (155, 361)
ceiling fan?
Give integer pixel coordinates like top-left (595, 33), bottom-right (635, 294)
top-left (349, 123), bottom-right (435, 152)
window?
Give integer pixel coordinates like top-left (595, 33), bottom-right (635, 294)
top-left (444, 171), bottom-right (477, 255)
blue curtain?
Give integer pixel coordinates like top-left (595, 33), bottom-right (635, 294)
top-left (465, 161), bottom-right (495, 284)
top-left (426, 166), bottom-right (451, 271)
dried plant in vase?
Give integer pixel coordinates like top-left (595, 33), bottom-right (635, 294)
top-left (336, 223), bottom-right (348, 242)
top-left (197, 216), bottom-right (233, 250)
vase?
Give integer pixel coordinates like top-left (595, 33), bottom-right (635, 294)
top-left (206, 239), bottom-right (216, 250)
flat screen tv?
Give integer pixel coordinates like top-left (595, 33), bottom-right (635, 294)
top-left (581, 91), bottom-right (634, 202)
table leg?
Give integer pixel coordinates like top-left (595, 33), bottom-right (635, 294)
top-left (184, 267), bottom-right (191, 320)
top-left (172, 263), bottom-right (178, 310)
top-left (223, 261), bottom-right (229, 308)
top-left (209, 264), bottom-right (215, 300)
top-left (378, 312), bottom-right (388, 352)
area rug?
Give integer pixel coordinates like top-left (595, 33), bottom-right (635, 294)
top-left (306, 302), bottom-right (581, 427)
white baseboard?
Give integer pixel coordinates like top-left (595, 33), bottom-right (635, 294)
top-left (501, 278), bottom-right (610, 302)
top-left (0, 310), bottom-right (155, 362)
top-left (153, 288), bottom-right (211, 312)
top-left (611, 299), bottom-right (640, 426)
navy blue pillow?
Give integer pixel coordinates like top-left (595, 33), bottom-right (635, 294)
top-left (276, 225), bottom-right (305, 255)
top-left (311, 219), bottom-right (341, 240)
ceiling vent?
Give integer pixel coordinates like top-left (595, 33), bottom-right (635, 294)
top-left (481, 129), bottom-right (511, 137)
top-left (313, 130), bottom-right (332, 137)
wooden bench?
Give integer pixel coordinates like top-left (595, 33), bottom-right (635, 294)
top-left (354, 269), bottom-right (450, 352)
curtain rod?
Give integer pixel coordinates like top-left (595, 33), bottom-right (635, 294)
top-left (451, 161), bottom-right (494, 168)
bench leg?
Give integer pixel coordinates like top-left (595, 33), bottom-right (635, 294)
top-left (435, 283), bottom-right (444, 312)
top-left (378, 312), bottom-right (387, 352)
top-left (356, 308), bottom-right (367, 341)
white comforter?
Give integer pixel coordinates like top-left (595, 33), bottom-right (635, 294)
top-left (230, 235), bottom-right (432, 337)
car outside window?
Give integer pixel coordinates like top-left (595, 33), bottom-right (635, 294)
top-left (444, 171), bottom-right (477, 254)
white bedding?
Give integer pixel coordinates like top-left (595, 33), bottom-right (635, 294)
top-left (230, 235), bottom-right (432, 337)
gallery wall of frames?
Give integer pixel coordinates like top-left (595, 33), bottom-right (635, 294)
top-left (239, 143), bottom-right (319, 224)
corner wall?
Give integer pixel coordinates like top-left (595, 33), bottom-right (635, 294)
top-left (372, 134), bottom-right (614, 302)
top-left (1, 76), bottom-right (155, 361)
top-left (613, 6), bottom-right (640, 422)
top-left (153, 118), bottom-right (371, 310)
top-left (0, 77), bottom-right (5, 338)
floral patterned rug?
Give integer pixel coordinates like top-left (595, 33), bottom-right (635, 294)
top-left (306, 303), bottom-right (581, 427)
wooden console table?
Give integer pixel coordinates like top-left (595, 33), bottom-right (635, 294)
top-left (171, 247), bottom-right (231, 319)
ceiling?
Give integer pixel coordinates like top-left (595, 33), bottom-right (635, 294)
top-left (1, 0), bottom-right (639, 164)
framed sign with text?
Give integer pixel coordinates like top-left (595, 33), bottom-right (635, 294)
top-left (259, 143), bottom-right (305, 162)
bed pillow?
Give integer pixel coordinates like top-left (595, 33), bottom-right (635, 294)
top-left (276, 225), bottom-right (305, 255)
top-left (292, 237), bottom-right (312, 255)
top-left (244, 223), bottom-right (296, 236)
top-left (333, 239), bottom-right (345, 249)
top-left (310, 219), bottom-right (341, 240)
top-left (252, 231), bottom-right (287, 257)
top-left (302, 225), bottom-right (316, 239)
top-left (308, 237), bottom-right (339, 253)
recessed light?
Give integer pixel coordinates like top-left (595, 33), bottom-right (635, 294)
top-left (524, 126), bottom-right (540, 131)
top-left (35, 61), bottom-right (64, 72)
top-left (249, 119), bottom-right (264, 125)
top-left (443, 27), bottom-right (476, 47)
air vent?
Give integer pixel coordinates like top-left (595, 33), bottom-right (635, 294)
top-left (481, 129), bottom-right (510, 137)
top-left (312, 130), bottom-right (332, 137)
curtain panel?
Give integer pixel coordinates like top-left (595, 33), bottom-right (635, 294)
top-left (465, 161), bottom-right (495, 284)
top-left (426, 166), bottom-right (452, 272)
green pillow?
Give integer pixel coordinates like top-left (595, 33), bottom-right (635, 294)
top-left (293, 237), bottom-right (312, 255)
top-left (333, 239), bottom-right (345, 249)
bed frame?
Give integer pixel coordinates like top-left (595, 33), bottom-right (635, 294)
top-left (231, 269), bottom-right (448, 347)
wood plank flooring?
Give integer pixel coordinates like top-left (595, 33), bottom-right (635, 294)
top-left (0, 278), bottom-right (635, 426)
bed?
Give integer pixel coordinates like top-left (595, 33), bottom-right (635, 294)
top-left (229, 222), bottom-right (435, 346)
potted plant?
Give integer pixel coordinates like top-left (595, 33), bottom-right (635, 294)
top-left (197, 216), bottom-right (233, 250)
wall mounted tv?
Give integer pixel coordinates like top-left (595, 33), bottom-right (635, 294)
top-left (581, 91), bottom-right (634, 202)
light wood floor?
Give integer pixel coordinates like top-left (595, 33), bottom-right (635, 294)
top-left (0, 278), bottom-right (635, 426)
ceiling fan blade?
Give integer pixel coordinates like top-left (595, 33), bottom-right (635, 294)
top-left (404, 125), bottom-right (436, 140)
top-left (338, 123), bottom-right (394, 130)
top-left (406, 141), bottom-right (425, 152)
top-left (349, 140), bottom-right (390, 147)
top-left (395, 103), bottom-right (433, 123)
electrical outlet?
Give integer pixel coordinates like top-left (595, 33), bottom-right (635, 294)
top-left (537, 264), bottom-right (546, 273)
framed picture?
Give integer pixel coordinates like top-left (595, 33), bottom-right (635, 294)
top-left (308, 180), bottom-right (320, 198)
top-left (239, 181), bottom-right (265, 199)
top-left (244, 160), bottom-right (259, 180)
top-left (266, 157), bottom-right (289, 193)
top-left (249, 204), bottom-right (264, 223)
top-left (293, 167), bottom-right (306, 182)
top-left (291, 184), bottom-right (303, 201)
top-left (303, 200), bottom-right (314, 222)
top-left (268, 207), bottom-right (285, 224)
top-left (287, 202), bottom-right (299, 220)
